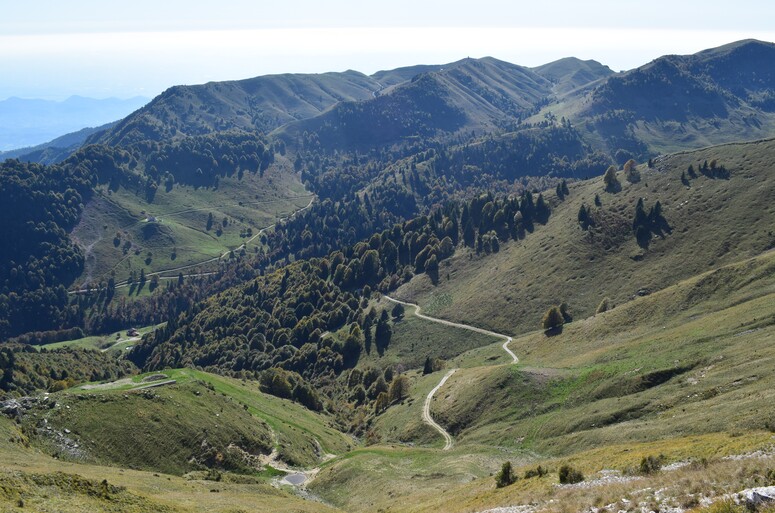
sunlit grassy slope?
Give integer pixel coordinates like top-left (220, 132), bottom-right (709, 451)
top-left (397, 138), bottom-right (775, 336)
top-left (70, 155), bottom-right (311, 287)
top-left (311, 249), bottom-right (775, 512)
top-left (0, 413), bottom-right (341, 513)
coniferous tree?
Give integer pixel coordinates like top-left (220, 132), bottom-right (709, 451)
top-left (423, 356), bottom-right (433, 375)
top-left (578, 204), bottom-right (590, 230)
top-left (463, 219), bottom-right (476, 248)
top-left (375, 315), bottom-right (392, 355)
top-left (495, 461), bottom-right (517, 488)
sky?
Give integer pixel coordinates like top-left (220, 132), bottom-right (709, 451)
top-left (2, 0), bottom-right (775, 101)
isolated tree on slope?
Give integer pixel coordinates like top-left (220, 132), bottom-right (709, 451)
top-left (542, 306), bottom-right (564, 333)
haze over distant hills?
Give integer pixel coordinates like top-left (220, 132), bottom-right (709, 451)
top-left (0, 95), bottom-right (149, 151)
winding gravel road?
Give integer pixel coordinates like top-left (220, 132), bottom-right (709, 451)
top-left (423, 369), bottom-right (457, 450)
top-left (384, 296), bottom-right (518, 450)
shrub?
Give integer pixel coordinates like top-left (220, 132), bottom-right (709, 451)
top-left (495, 461), bottom-right (516, 488)
top-left (639, 455), bottom-right (663, 475)
top-left (542, 306), bottom-right (564, 332)
top-left (524, 465), bottom-right (548, 479)
top-left (558, 464), bottom-right (584, 484)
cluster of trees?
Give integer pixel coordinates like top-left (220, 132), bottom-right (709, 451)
top-left (632, 198), bottom-right (670, 248)
top-left (433, 125), bottom-right (610, 185)
top-left (145, 130), bottom-right (274, 190)
top-left (0, 345), bottom-right (134, 396)
top-left (127, 256), bottom-right (409, 413)
top-left (0, 159), bottom-right (95, 339)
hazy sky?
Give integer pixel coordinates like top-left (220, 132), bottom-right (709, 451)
top-left (3, 0), bottom-right (775, 100)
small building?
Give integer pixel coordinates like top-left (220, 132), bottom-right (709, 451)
top-left (127, 328), bottom-right (139, 337)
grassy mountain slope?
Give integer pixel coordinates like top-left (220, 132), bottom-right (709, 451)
top-left (276, 57), bottom-right (554, 150)
top-left (95, 72), bottom-right (380, 146)
top-left (70, 152), bottom-right (309, 287)
top-left (543, 39), bottom-right (775, 158)
top-left (14, 368), bottom-right (352, 474)
top-left (310, 248), bottom-right (775, 512)
top-left (0, 416), bottom-right (340, 513)
top-left (532, 57), bottom-right (614, 95)
top-left (431, 249), bottom-right (775, 451)
top-left (396, 137), bottom-right (775, 336)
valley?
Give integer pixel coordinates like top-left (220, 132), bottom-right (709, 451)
top-left (2, 38), bottom-right (775, 513)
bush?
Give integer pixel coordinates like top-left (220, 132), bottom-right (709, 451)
top-left (558, 464), bottom-right (584, 484)
top-left (603, 165), bottom-right (620, 192)
top-left (524, 465), bottom-right (548, 479)
top-left (495, 461), bottom-right (517, 488)
top-left (541, 306), bottom-right (564, 333)
top-left (639, 455), bottom-right (663, 475)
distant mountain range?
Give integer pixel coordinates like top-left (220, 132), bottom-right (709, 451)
top-left (0, 95), bottom-right (149, 151)
top-left (85, 39), bottom-right (775, 162)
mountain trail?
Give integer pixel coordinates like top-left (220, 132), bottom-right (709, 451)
top-left (423, 368), bottom-right (457, 450)
top-left (385, 295), bottom-right (518, 450)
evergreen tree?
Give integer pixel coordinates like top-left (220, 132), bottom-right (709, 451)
top-left (375, 316), bottom-right (392, 355)
top-left (423, 356), bottom-right (433, 375)
top-left (463, 219), bottom-right (476, 248)
top-left (633, 198), bottom-right (648, 231)
top-left (578, 204), bottom-right (590, 230)
top-left (495, 461), bottom-right (516, 488)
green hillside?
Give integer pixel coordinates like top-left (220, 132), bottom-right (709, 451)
top-left (94, 71), bottom-right (381, 146)
top-left (307, 248), bottom-right (775, 512)
top-left (542, 39), bottom-right (775, 159)
top-left (396, 138), bottom-right (775, 336)
top-left (0, 412), bottom-right (341, 513)
top-left (532, 57), bottom-right (614, 95)
top-left (71, 153), bottom-right (310, 287)
top-left (12, 368), bottom-right (352, 474)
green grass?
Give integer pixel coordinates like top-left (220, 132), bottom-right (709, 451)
top-left (412, 250), bottom-right (775, 455)
top-left (58, 369), bottom-right (353, 469)
top-left (71, 155), bottom-right (311, 287)
top-left (0, 417), bottom-right (340, 513)
top-left (370, 370), bottom-right (450, 448)
top-left (42, 324), bottom-right (160, 352)
top-left (308, 248), bottom-right (775, 512)
top-left (397, 138), bottom-right (775, 337)
top-left (356, 297), bottom-right (500, 371)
